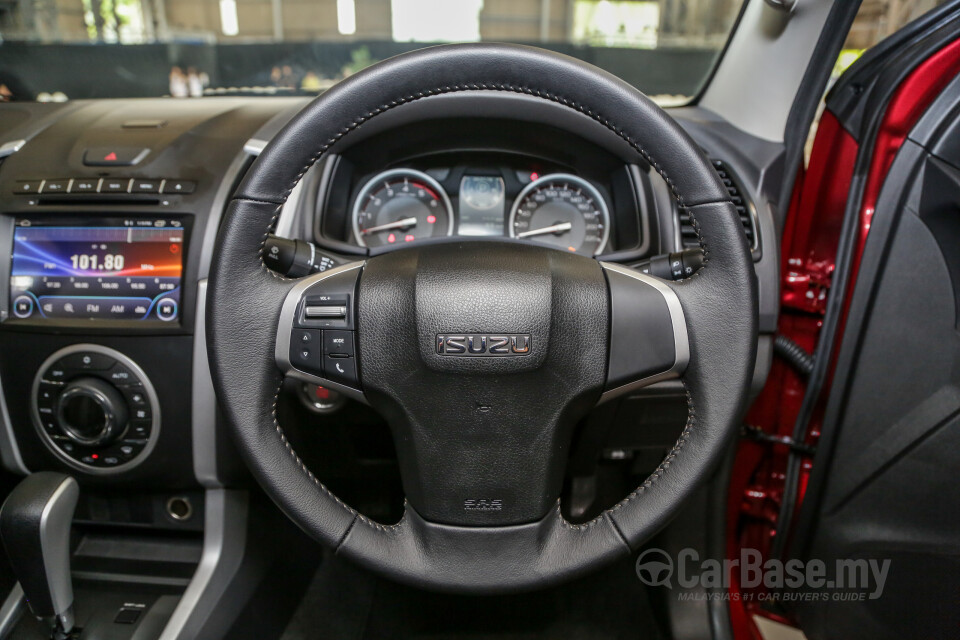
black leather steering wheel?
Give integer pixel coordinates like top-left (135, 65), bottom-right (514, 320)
top-left (207, 43), bottom-right (757, 593)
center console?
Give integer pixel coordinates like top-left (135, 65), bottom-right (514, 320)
top-left (0, 208), bottom-right (201, 489)
top-left (0, 97), bottom-right (314, 640)
top-left (6, 214), bottom-right (185, 478)
top-left (0, 97), bottom-right (280, 483)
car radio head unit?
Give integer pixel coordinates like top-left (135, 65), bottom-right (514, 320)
top-left (9, 217), bottom-right (185, 324)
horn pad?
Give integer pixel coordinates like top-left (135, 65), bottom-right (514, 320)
top-left (357, 241), bottom-right (609, 525)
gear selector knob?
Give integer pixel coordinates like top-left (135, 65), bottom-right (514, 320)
top-left (0, 472), bottom-right (79, 636)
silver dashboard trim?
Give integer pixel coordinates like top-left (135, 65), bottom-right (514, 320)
top-left (242, 138), bottom-right (267, 157)
top-left (238, 134), bottom-right (302, 265)
top-left (0, 210), bottom-right (27, 473)
top-left (0, 583), bottom-right (24, 637)
top-left (0, 139), bottom-right (26, 158)
top-left (599, 262), bottom-right (690, 403)
top-left (0, 372), bottom-right (29, 474)
top-left (275, 262), bottom-right (367, 404)
top-left (158, 489), bottom-right (248, 640)
top-left (192, 280), bottom-right (220, 488)
top-left (274, 176), bottom-right (304, 239)
top-left (190, 134), bottom-right (279, 484)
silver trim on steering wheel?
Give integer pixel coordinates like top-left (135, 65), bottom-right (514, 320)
top-left (599, 262), bottom-right (690, 402)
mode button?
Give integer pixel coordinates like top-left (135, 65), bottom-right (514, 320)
top-left (323, 331), bottom-right (355, 357)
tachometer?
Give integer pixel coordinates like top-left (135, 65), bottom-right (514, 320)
top-left (508, 173), bottom-right (610, 256)
top-left (352, 169), bottom-right (454, 248)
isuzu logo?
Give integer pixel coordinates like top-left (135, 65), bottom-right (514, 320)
top-left (436, 334), bottom-right (531, 357)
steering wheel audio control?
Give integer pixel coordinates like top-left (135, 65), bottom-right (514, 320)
top-left (32, 345), bottom-right (160, 474)
top-left (277, 263), bottom-right (365, 400)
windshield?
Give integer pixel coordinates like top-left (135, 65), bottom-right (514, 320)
top-left (0, 0), bottom-right (744, 104)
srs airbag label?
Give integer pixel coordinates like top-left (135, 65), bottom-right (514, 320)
top-left (464, 499), bottom-right (503, 512)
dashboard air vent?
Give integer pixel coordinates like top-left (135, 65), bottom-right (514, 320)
top-left (677, 160), bottom-right (758, 253)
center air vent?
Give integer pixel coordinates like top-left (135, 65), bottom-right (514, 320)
top-left (677, 160), bottom-right (759, 256)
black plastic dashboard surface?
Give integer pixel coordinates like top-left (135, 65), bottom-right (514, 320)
top-left (0, 97), bottom-right (304, 486)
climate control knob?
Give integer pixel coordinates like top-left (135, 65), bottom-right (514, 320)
top-left (55, 377), bottom-right (128, 447)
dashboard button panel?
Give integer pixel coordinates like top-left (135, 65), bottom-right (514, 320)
top-left (10, 178), bottom-right (197, 196)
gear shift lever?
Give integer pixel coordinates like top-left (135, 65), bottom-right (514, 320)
top-left (0, 472), bottom-right (79, 638)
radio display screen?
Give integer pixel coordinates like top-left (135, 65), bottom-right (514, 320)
top-left (10, 218), bottom-right (185, 323)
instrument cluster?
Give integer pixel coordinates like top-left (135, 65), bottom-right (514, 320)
top-left (349, 165), bottom-right (611, 256)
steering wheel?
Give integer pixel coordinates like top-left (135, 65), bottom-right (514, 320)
top-left (207, 43), bottom-right (757, 593)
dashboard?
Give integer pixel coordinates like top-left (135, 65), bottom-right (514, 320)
top-left (0, 96), bottom-right (780, 495)
top-left (0, 99), bottom-right (781, 638)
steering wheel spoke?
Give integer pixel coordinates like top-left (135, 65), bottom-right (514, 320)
top-left (600, 262), bottom-right (690, 401)
top-left (274, 262), bottom-right (366, 403)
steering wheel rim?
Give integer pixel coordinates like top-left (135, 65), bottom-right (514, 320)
top-left (207, 43), bottom-right (758, 593)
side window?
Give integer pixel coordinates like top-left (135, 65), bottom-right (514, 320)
top-left (806, 0), bottom-right (950, 161)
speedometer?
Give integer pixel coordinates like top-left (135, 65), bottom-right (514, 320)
top-left (508, 173), bottom-right (610, 256)
top-left (352, 169), bottom-right (454, 248)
